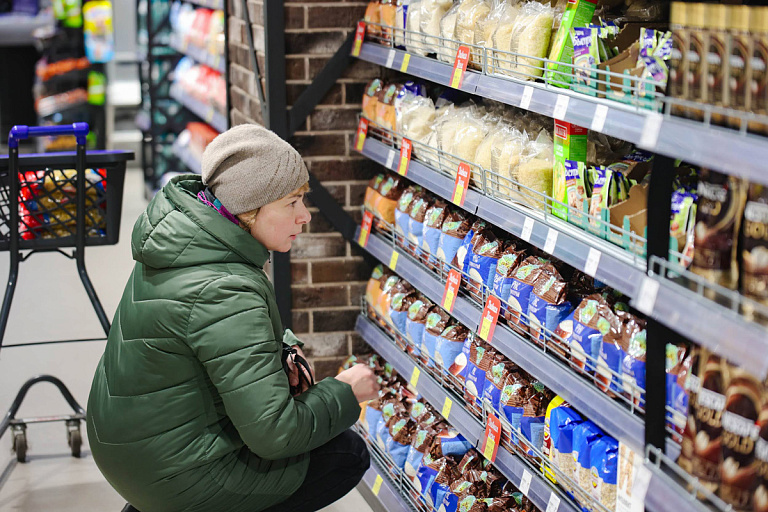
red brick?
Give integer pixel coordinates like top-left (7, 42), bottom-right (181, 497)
top-left (300, 332), bottom-right (348, 357)
top-left (307, 158), bottom-right (377, 181)
top-left (291, 134), bottom-right (347, 157)
top-left (349, 282), bottom-right (367, 306)
top-left (309, 108), bottom-right (359, 131)
top-left (350, 332), bottom-right (373, 355)
top-left (291, 234), bottom-right (347, 259)
top-left (292, 261), bottom-right (309, 284)
top-left (313, 309), bottom-right (360, 332)
top-left (292, 284), bottom-right (348, 309)
top-left (287, 83), bottom-right (342, 106)
top-left (306, 5), bottom-right (367, 29)
top-left (285, 6), bottom-right (304, 29)
top-left (312, 259), bottom-right (370, 284)
top-left (285, 30), bottom-right (347, 55)
top-left (286, 56), bottom-right (306, 80)
top-left (344, 82), bottom-right (368, 105)
top-left (292, 311), bottom-right (309, 333)
top-left (349, 182), bottom-right (368, 207)
top-left (313, 357), bottom-right (349, 380)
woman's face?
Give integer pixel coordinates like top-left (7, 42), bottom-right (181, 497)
top-left (247, 187), bottom-right (311, 252)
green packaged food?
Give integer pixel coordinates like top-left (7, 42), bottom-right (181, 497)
top-left (546, 0), bottom-right (598, 87)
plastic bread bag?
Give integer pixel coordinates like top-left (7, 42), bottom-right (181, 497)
top-left (396, 185), bottom-right (422, 243)
top-left (517, 129), bottom-right (555, 211)
top-left (364, 172), bottom-right (385, 212)
top-left (422, 199), bottom-right (449, 268)
top-left (489, 124), bottom-right (527, 200)
top-left (527, 263), bottom-right (573, 344)
top-left (437, 2), bottom-right (461, 63)
top-left (398, 90), bottom-right (435, 144)
top-left (434, 324), bottom-right (471, 376)
top-left (420, 0), bottom-right (455, 56)
top-left (449, 110), bottom-right (489, 185)
top-left (437, 208), bottom-right (472, 273)
top-left (455, 0), bottom-right (492, 69)
top-left (474, 0), bottom-right (517, 72)
top-left (422, 307), bottom-right (452, 368)
top-left (406, 295), bottom-right (435, 356)
top-left (492, 1), bottom-right (554, 80)
top-left (376, 398), bottom-right (408, 448)
top-left (364, 1), bottom-right (383, 40)
top-left (406, 0), bottom-right (427, 55)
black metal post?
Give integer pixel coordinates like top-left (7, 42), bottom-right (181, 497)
top-left (224, 0), bottom-right (232, 129)
top-left (0, 145), bottom-right (21, 351)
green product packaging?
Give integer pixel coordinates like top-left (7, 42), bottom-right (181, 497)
top-left (87, 71), bottom-right (106, 105)
top-left (546, 0), bottom-right (598, 88)
top-left (588, 167), bottom-right (612, 233)
top-left (565, 160), bottom-right (589, 226)
top-left (552, 120), bottom-right (589, 221)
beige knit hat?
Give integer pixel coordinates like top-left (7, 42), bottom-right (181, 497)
top-left (201, 124), bottom-right (309, 215)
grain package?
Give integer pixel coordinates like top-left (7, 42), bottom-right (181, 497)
top-left (451, 111), bottom-right (489, 185)
top-left (399, 93), bottom-right (436, 145)
top-left (423, 307), bottom-right (453, 368)
top-left (422, 200), bottom-right (449, 268)
top-left (474, 121), bottom-right (507, 174)
top-left (435, 104), bottom-right (466, 163)
top-left (396, 185), bottom-right (422, 245)
top-left (408, 192), bottom-right (434, 259)
top-left (517, 129), bottom-right (555, 211)
top-left (546, 401), bottom-right (583, 489)
top-left (453, 219), bottom-right (487, 277)
top-left (406, 296), bottom-right (435, 357)
top-left (466, 228), bottom-right (505, 302)
top-left (437, 2), bottom-right (461, 63)
top-left (375, 174), bottom-right (406, 225)
top-left (692, 352), bottom-right (726, 493)
top-left (527, 263), bottom-right (573, 344)
top-left (437, 209), bottom-right (472, 273)
top-left (719, 365), bottom-right (762, 510)
top-left (491, 244), bottom-right (526, 320)
top-left (464, 339), bottom-right (496, 412)
top-left (491, 1), bottom-right (554, 80)
top-left (394, 0), bottom-right (412, 49)
top-left (455, 0), bottom-right (491, 69)
top-left (377, 275), bottom-right (402, 322)
top-left (505, 256), bottom-right (546, 329)
top-left (406, 0), bottom-right (427, 55)
top-left (567, 294), bottom-right (617, 375)
top-left (589, 436), bottom-right (619, 510)
top-left (742, 184), bottom-right (768, 321)
top-left (364, 172), bottom-right (385, 212)
top-left (362, 78), bottom-right (384, 121)
top-left (617, 314), bottom-right (648, 405)
top-left (571, 420), bottom-right (603, 493)
top-left (545, 0), bottom-right (597, 87)
top-left (489, 124), bottom-right (528, 200)
top-left (435, 325), bottom-right (471, 376)
top-left (473, 0), bottom-right (513, 71)
top-left (754, 402), bottom-right (768, 512)
top-left (692, 169), bottom-right (748, 294)
top-left (387, 415), bottom-right (418, 470)
top-left (389, 284), bottom-right (417, 339)
top-left (420, 0), bottom-right (455, 56)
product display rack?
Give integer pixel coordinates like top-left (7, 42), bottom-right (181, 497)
top-left (168, 32), bottom-right (225, 74)
top-left (358, 463), bottom-right (415, 512)
top-left (169, 84), bottom-right (227, 133)
top-left (171, 137), bottom-right (201, 174)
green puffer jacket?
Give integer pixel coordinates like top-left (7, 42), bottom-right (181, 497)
top-left (87, 175), bottom-right (361, 512)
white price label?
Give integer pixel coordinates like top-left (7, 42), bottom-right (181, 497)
top-left (584, 248), bottom-right (601, 278)
top-left (635, 276), bottom-right (660, 316)
top-left (631, 464), bottom-right (652, 510)
top-left (385, 49), bottom-right (396, 68)
top-left (520, 86), bottom-right (534, 110)
top-left (519, 470), bottom-right (532, 495)
top-left (546, 493), bottom-right (561, 512)
top-left (544, 228), bottom-right (558, 254)
top-left (639, 113), bottom-right (663, 150)
top-left (591, 104), bottom-right (609, 132)
top-left (521, 217), bottom-right (534, 242)
top-left (385, 150), bottom-right (396, 168)
top-left (553, 95), bottom-right (569, 120)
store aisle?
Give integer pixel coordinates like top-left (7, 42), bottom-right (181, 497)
top-left (0, 167), bottom-right (373, 512)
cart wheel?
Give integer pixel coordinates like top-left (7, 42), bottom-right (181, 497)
top-left (68, 429), bottom-right (82, 458)
top-left (14, 433), bottom-right (27, 463)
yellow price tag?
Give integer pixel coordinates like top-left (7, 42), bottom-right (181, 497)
top-left (443, 288), bottom-right (456, 312)
top-left (372, 474), bottom-right (383, 496)
top-left (442, 397), bottom-right (453, 419)
top-left (410, 367), bottom-right (420, 389)
top-left (483, 437), bottom-right (496, 460)
top-left (389, 251), bottom-right (399, 271)
top-left (205, 107), bottom-right (214, 123)
top-left (452, 183), bottom-right (465, 205)
top-left (400, 54), bottom-right (411, 73)
top-left (479, 318), bottom-right (492, 341)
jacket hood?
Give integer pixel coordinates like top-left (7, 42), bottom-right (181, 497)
top-left (131, 175), bottom-right (270, 270)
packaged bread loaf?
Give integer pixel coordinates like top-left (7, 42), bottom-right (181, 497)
top-left (366, 264), bottom-right (389, 310)
top-left (545, 400), bottom-right (583, 489)
top-left (406, 420), bottom-right (441, 479)
top-left (491, 1), bottom-right (554, 80)
top-left (363, 78), bottom-right (384, 121)
top-left (519, 383), bottom-right (555, 459)
top-left (406, 0), bottom-right (427, 55)
top-left (437, 2), bottom-right (461, 63)
top-left (420, 0), bottom-right (455, 56)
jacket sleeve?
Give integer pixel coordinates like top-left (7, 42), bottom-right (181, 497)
top-left (185, 276), bottom-right (361, 460)
top-left (282, 328), bottom-right (304, 349)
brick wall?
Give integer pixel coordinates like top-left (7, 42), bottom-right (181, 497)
top-left (227, 1), bottom-right (383, 379)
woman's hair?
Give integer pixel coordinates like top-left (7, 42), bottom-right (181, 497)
top-left (236, 182), bottom-right (310, 231)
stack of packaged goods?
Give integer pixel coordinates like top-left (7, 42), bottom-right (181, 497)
top-left (169, 1), bottom-right (225, 59)
top-left (172, 56), bottom-right (227, 119)
top-left (174, 122), bottom-right (219, 166)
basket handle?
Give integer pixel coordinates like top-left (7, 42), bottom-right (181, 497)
top-left (8, 123), bottom-right (89, 149)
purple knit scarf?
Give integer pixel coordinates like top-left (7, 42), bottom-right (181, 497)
top-left (197, 189), bottom-right (240, 226)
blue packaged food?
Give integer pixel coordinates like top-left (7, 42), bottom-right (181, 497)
top-left (405, 425), bottom-right (436, 479)
top-left (422, 308), bottom-right (451, 368)
top-left (406, 297), bottom-right (433, 357)
top-left (433, 428), bottom-right (473, 458)
top-left (395, 185), bottom-right (420, 243)
top-left (527, 264), bottom-right (573, 343)
top-left (571, 421), bottom-right (603, 488)
top-left (408, 194), bottom-right (432, 259)
top-left (492, 246), bottom-right (525, 318)
top-left (451, 335), bottom-right (473, 384)
top-left (505, 257), bottom-right (546, 327)
top-left (434, 325), bottom-right (470, 375)
top-left (596, 311), bottom-right (627, 396)
top-left (415, 458), bottom-right (439, 504)
top-left (466, 229), bottom-right (505, 301)
top-left (389, 288), bottom-right (416, 335)
top-left (386, 417), bottom-right (416, 470)
top-left (463, 340), bottom-right (493, 408)
top-left (499, 373), bottom-right (531, 444)
top-left (422, 201), bottom-right (448, 268)
top-left (620, 317), bottom-right (647, 406)
top-left (520, 385), bottom-right (552, 457)
top-left (452, 220), bottom-right (486, 275)
top-left (482, 359), bottom-right (518, 413)
top-left (364, 404), bottom-right (383, 436)
top-left (588, 436), bottom-right (619, 507)
top-left (570, 295), bottom-right (616, 374)
top-left (437, 210), bottom-right (472, 272)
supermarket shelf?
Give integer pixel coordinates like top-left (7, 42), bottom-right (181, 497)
top-left (182, 0), bottom-right (224, 9)
top-left (357, 464), bottom-right (413, 512)
top-left (169, 33), bottom-right (225, 73)
top-left (0, 11), bottom-right (53, 46)
top-left (356, 314), bottom-right (579, 512)
top-left (172, 141), bottom-right (202, 174)
top-left (356, 42), bottom-right (768, 186)
top-left (169, 85), bottom-right (227, 132)
top-left (645, 467), bottom-right (710, 512)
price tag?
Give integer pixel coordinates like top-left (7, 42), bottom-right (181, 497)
top-left (546, 492), bottom-right (561, 512)
top-left (397, 138), bottom-right (412, 176)
top-left (354, 118), bottom-right (369, 152)
top-left (442, 269), bottom-right (462, 313)
top-left (553, 95), bottom-right (569, 120)
top-left (400, 53), bottom-right (411, 73)
top-left (481, 412), bottom-right (502, 463)
top-left (634, 276), bottom-right (660, 316)
top-left (478, 296), bottom-right (501, 342)
top-left (519, 469), bottom-right (533, 495)
top-left (442, 397), bottom-right (453, 419)
top-left (205, 106), bottom-right (215, 123)
top-left (371, 474), bottom-right (383, 496)
top-left (351, 21), bottom-right (366, 57)
top-left (358, 210), bottom-right (373, 247)
top-left (520, 86), bottom-right (533, 110)
top-left (410, 367), bottom-right (421, 389)
top-left (450, 45), bottom-right (470, 89)
top-left (452, 162), bottom-right (471, 206)
top-left (385, 150), bottom-right (396, 169)
top-left (639, 113), bottom-right (663, 150)
top-left (584, 247), bottom-right (601, 278)
top-left (212, 55), bottom-right (221, 70)
top-left (385, 49), bottom-right (396, 67)
top-left (389, 251), bottom-right (399, 271)
top-left (543, 228), bottom-right (558, 254)
top-left (521, 217), bottom-right (534, 242)
top-left (591, 104), bottom-right (609, 132)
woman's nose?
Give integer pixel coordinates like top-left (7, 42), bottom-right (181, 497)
top-left (297, 202), bottom-right (311, 224)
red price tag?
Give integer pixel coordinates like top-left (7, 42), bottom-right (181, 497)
top-left (359, 210), bottom-right (373, 247)
top-left (351, 21), bottom-right (366, 57)
top-left (354, 118), bottom-right (369, 152)
top-left (479, 296), bottom-right (501, 342)
top-left (450, 45), bottom-right (470, 89)
top-left (452, 163), bottom-right (470, 206)
top-left (442, 269), bottom-right (461, 313)
top-left (481, 412), bottom-right (502, 463)
top-left (398, 138), bottom-right (412, 176)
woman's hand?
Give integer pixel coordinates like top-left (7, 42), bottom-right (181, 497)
top-left (335, 364), bottom-right (380, 402)
top-left (286, 346), bottom-right (313, 395)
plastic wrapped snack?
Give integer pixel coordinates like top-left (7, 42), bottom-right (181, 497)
top-left (437, 209), bottom-right (472, 272)
top-left (437, 2), bottom-right (461, 63)
top-left (422, 200), bottom-right (449, 268)
top-left (375, 174), bottom-right (405, 225)
top-left (399, 92), bottom-right (436, 144)
top-left (490, 124), bottom-right (527, 199)
top-left (434, 104), bottom-right (467, 167)
top-left (473, 0), bottom-right (515, 71)
top-left (492, 244), bottom-right (526, 319)
top-left (406, 0), bottom-right (427, 55)
top-left (505, 256), bottom-right (547, 329)
top-left (527, 263), bottom-right (573, 344)
top-left (420, 0), bottom-right (455, 56)
top-left (492, 1), bottom-right (554, 80)
top-left (466, 228), bottom-right (506, 302)
top-left (362, 78), bottom-right (384, 121)
top-left (389, 282), bottom-right (416, 335)
top-left (394, 0), bottom-right (411, 49)
top-left (422, 308), bottom-right (452, 368)
top-left (434, 325), bottom-right (470, 376)
top-left (455, 0), bottom-right (491, 69)
top-left (364, 173), bottom-right (385, 212)
top-left (379, 0), bottom-right (398, 45)
top-left (364, 1), bottom-right (383, 41)
top-left (406, 295), bottom-right (435, 356)
top-left (516, 129), bottom-right (554, 211)
top-left (408, 193), bottom-right (434, 259)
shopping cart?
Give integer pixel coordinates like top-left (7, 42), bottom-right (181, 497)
top-left (0, 123), bottom-right (133, 462)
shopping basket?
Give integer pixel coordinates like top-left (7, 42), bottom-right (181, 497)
top-left (0, 122), bottom-right (133, 463)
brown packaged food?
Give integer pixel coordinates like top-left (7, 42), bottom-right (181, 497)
top-left (503, 256), bottom-right (547, 329)
top-left (692, 352), bottom-right (727, 493)
top-left (753, 400), bottom-right (768, 512)
top-left (374, 174), bottom-right (405, 225)
top-left (567, 294), bottom-right (616, 375)
top-left (396, 185), bottom-right (421, 245)
top-left (364, 173), bottom-right (385, 212)
top-left (677, 347), bottom-right (700, 474)
top-left (407, 192), bottom-right (434, 257)
top-left (719, 365), bottom-right (762, 511)
top-left (389, 415), bottom-right (418, 446)
top-left (364, 1), bottom-right (382, 40)
top-left (362, 78), bottom-right (384, 121)
top-left (422, 200), bottom-right (449, 267)
top-left (748, 7), bottom-right (768, 136)
top-left (464, 340), bottom-right (497, 415)
top-left (466, 228), bottom-right (506, 303)
top-left (527, 263), bottom-right (569, 344)
top-left (375, 83), bottom-right (402, 138)
top-left (458, 449), bottom-right (484, 473)
top-left (437, 209), bottom-right (472, 269)
top-left (692, 169), bottom-right (748, 294)
top-left (741, 184), bottom-right (768, 322)
top-left (376, 275), bottom-right (401, 322)
top-left (422, 307), bottom-right (453, 367)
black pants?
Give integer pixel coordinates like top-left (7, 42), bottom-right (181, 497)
top-left (262, 429), bottom-right (370, 512)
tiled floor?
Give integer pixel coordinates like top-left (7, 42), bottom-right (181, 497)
top-left (0, 167), bottom-right (373, 512)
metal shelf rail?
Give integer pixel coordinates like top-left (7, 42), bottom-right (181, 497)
top-left (169, 33), bottom-right (226, 74)
top-left (357, 462), bottom-right (414, 512)
top-left (169, 84), bottom-right (227, 133)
